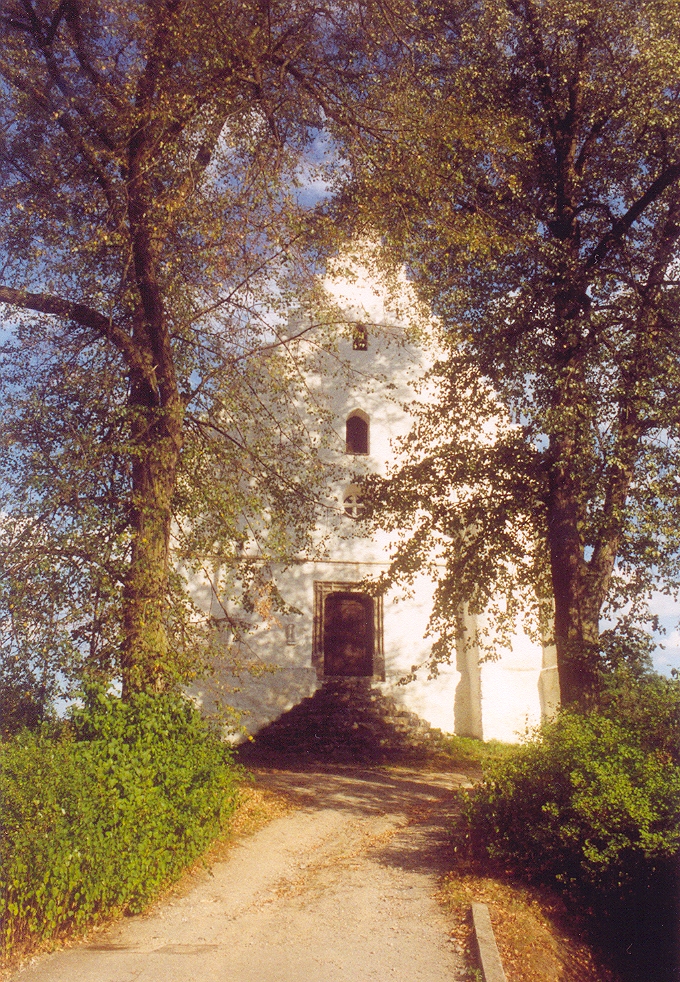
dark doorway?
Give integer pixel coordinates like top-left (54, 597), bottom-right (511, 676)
top-left (323, 592), bottom-right (374, 676)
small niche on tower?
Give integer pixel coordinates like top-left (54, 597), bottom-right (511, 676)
top-left (353, 323), bottom-right (368, 350)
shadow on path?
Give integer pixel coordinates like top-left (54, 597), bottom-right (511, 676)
top-left (250, 764), bottom-right (471, 880)
top-left (250, 764), bottom-right (469, 814)
top-left (8, 763), bottom-right (472, 982)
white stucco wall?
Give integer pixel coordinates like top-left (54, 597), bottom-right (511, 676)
top-left (190, 254), bottom-right (555, 743)
top-left (191, 562), bottom-right (460, 736)
top-left (480, 631), bottom-right (543, 742)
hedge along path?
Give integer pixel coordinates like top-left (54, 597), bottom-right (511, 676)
top-left (0, 693), bottom-right (242, 960)
top-left (7, 766), bottom-right (471, 982)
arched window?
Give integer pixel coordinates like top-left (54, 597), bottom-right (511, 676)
top-left (346, 411), bottom-right (369, 454)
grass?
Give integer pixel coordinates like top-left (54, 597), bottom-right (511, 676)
top-left (436, 734), bottom-right (517, 769)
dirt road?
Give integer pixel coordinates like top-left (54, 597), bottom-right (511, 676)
top-left (10, 766), bottom-right (471, 982)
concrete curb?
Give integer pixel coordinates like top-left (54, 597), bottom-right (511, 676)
top-left (471, 902), bottom-right (507, 982)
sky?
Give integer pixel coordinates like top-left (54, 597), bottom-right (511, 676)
top-left (650, 593), bottom-right (680, 676)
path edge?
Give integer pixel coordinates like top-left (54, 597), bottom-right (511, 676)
top-left (471, 902), bottom-right (507, 982)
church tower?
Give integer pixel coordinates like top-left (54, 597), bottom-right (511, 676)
top-left (191, 256), bottom-right (558, 742)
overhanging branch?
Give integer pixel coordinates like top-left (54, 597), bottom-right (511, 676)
top-left (585, 160), bottom-right (680, 272)
top-left (0, 285), bottom-right (149, 382)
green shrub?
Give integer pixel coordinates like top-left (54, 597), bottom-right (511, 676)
top-left (460, 709), bottom-right (680, 897)
top-left (0, 689), bottom-right (240, 952)
top-left (457, 673), bottom-right (680, 978)
top-left (598, 667), bottom-right (680, 762)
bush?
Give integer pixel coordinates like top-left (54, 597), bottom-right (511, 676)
top-left (0, 652), bottom-right (55, 737)
top-left (0, 689), bottom-right (240, 952)
top-left (457, 672), bottom-right (680, 978)
top-left (461, 712), bottom-right (680, 894)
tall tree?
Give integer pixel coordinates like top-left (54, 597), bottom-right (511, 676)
top-left (0, 0), bottom-right (388, 701)
top-left (348, 0), bottom-right (680, 705)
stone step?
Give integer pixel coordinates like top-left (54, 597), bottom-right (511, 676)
top-left (238, 679), bottom-right (445, 764)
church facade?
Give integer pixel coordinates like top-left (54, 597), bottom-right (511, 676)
top-left (190, 259), bottom-right (560, 743)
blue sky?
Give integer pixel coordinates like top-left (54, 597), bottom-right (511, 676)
top-left (650, 593), bottom-right (680, 676)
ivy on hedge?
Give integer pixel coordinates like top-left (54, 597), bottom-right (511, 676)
top-left (0, 689), bottom-right (240, 952)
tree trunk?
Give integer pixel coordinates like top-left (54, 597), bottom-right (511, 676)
top-left (546, 444), bottom-right (600, 707)
top-left (121, 400), bottom-right (184, 696)
top-left (549, 553), bottom-right (600, 708)
top-left (121, 87), bottom-right (186, 695)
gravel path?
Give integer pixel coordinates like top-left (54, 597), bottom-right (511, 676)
top-left (10, 766), bottom-right (472, 982)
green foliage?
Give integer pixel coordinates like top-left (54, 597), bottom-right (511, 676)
top-left (598, 667), bottom-right (680, 763)
top-left (0, 690), bottom-right (240, 952)
top-left (347, 0), bottom-right (680, 702)
top-left (0, 0), bottom-right (381, 692)
top-left (438, 734), bottom-right (516, 768)
top-left (0, 651), bottom-right (55, 738)
top-left (458, 673), bottom-right (680, 905)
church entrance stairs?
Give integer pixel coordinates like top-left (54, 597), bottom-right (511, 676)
top-left (237, 679), bottom-right (445, 765)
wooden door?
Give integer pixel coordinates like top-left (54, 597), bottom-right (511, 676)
top-left (323, 592), bottom-right (374, 676)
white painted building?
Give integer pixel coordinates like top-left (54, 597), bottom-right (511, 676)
top-left (191, 256), bottom-right (560, 743)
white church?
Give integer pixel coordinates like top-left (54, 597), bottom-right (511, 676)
top-left (191, 254), bottom-right (560, 744)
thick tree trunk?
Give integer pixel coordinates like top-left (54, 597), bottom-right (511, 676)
top-left (120, 71), bottom-right (186, 695)
top-left (546, 426), bottom-right (637, 706)
top-left (121, 401), bottom-right (184, 696)
top-left (546, 465), bottom-right (600, 707)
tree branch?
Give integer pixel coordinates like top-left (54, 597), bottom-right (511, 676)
top-left (585, 160), bottom-right (680, 272)
top-left (0, 64), bottom-right (119, 213)
top-left (0, 285), bottom-right (149, 379)
top-left (17, 0), bottom-right (118, 152)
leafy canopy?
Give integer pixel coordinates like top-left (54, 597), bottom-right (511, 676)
top-left (349, 0), bottom-right (680, 701)
top-left (0, 0), bottom-right (392, 706)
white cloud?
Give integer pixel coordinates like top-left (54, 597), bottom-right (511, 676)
top-left (649, 591), bottom-right (680, 616)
